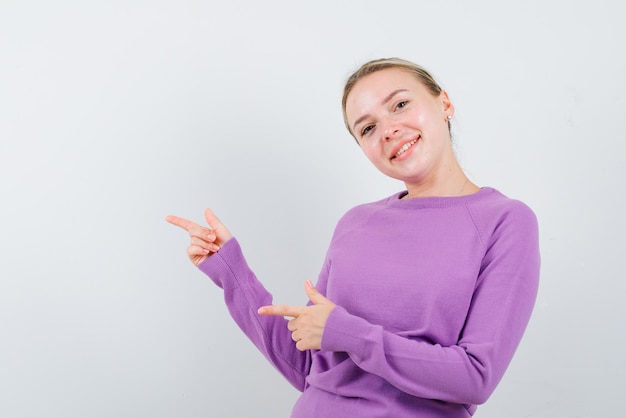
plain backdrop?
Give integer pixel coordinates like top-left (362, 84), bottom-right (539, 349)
top-left (1, 1), bottom-right (624, 417)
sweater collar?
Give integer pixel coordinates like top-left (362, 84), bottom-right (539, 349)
top-left (387, 187), bottom-right (496, 209)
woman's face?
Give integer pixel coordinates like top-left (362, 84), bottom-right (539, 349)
top-left (345, 68), bottom-right (455, 187)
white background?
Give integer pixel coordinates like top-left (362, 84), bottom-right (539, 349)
top-left (1, 1), bottom-right (624, 417)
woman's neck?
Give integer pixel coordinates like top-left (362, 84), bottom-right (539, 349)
top-left (403, 169), bottom-right (479, 199)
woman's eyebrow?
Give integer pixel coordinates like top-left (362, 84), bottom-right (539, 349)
top-left (382, 89), bottom-right (409, 106)
top-left (352, 89), bottom-right (409, 133)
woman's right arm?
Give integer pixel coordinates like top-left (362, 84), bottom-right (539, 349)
top-left (166, 209), bottom-right (311, 390)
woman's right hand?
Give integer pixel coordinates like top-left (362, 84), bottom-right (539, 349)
top-left (165, 208), bottom-right (233, 266)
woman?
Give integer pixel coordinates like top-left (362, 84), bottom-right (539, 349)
top-left (166, 58), bottom-right (540, 417)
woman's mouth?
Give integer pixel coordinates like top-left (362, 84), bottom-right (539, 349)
top-left (392, 138), bottom-right (419, 159)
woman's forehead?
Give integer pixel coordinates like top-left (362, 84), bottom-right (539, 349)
top-left (346, 69), bottom-right (428, 114)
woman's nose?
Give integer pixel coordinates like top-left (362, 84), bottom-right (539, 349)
top-left (382, 122), bottom-right (400, 141)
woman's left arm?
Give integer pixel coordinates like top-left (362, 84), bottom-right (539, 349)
top-left (261, 204), bottom-right (540, 405)
top-left (321, 205), bottom-right (540, 405)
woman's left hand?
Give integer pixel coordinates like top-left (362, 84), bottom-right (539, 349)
top-left (258, 280), bottom-right (336, 351)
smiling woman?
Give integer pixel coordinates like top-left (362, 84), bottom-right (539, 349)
top-left (344, 61), bottom-right (474, 199)
top-left (166, 57), bottom-right (540, 418)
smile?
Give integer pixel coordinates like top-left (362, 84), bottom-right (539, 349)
top-left (392, 138), bottom-right (418, 159)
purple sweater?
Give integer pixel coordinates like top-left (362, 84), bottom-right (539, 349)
top-left (199, 187), bottom-right (540, 417)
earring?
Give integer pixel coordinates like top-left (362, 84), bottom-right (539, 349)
top-left (447, 115), bottom-right (452, 120)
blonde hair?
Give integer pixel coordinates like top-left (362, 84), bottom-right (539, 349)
top-left (342, 58), bottom-right (445, 138)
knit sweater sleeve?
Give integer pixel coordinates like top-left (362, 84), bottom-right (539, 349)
top-left (197, 238), bottom-right (311, 390)
top-left (320, 203), bottom-right (540, 405)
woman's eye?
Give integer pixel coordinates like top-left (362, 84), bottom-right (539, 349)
top-left (361, 125), bottom-right (374, 136)
top-left (396, 100), bottom-right (408, 110)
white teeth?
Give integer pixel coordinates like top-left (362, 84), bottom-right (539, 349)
top-left (395, 139), bottom-right (417, 157)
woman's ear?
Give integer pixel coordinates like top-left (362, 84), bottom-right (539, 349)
top-left (440, 90), bottom-right (454, 119)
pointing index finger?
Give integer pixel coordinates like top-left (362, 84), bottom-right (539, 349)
top-left (258, 305), bottom-right (305, 318)
top-left (165, 215), bottom-right (194, 231)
